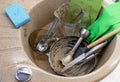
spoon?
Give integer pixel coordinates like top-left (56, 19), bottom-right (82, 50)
top-left (36, 18), bottom-right (59, 52)
top-left (61, 28), bottom-right (89, 65)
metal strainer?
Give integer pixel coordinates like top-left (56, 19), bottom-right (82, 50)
top-left (49, 36), bottom-right (98, 76)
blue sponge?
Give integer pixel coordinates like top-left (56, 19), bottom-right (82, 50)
top-left (5, 2), bottom-right (31, 28)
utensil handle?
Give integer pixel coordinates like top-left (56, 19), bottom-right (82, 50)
top-left (87, 27), bottom-right (120, 49)
top-left (47, 17), bottom-right (59, 38)
top-left (72, 37), bottom-right (83, 52)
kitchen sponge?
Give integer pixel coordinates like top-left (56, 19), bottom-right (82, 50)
top-left (5, 2), bottom-right (31, 28)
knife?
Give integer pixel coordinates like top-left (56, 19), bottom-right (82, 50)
top-left (61, 41), bottom-right (107, 73)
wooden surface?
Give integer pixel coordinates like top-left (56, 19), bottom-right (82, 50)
top-left (0, 0), bottom-right (120, 82)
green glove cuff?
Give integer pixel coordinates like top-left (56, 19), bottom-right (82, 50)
top-left (86, 2), bottom-right (120, 43)
top-left (106, 23), bottom-right (120, 42)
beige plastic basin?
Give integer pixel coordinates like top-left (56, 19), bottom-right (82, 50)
top-left (19, 0), bottom-right (120, 82)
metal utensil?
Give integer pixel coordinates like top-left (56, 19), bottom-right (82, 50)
top-left (61, 41), bottom-right (108, 72)
top-left (73, 27), bottom-right (120, 58)
top-left (36, 18), bottom-right (59, 52)
top-left (63, 53), bottom-right (98, 76)
top-left (49, 36), bottom-right (79, 73)
top-left (47, 18), bottom-right (59, 37)
top-left (61, 28), bottom-right (89, 65)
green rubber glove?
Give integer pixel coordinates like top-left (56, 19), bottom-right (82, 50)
top-left (86, 2), bottom-right (120, 43)
top-left (106, 23), bottom-right (120, 42)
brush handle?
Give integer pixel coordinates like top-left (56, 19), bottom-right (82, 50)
top-left (87, 27), bottom-right (120, 49)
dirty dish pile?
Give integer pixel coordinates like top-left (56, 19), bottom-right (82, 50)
top-left (49, 36), bottom-right (98, 76)
top-left (28, 2), bottom-right (115, 76)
